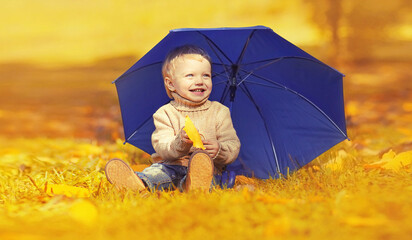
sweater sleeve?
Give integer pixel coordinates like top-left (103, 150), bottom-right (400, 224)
top-left (151, 108), bottom-right (192, 161)
top-left (213, 106), bottom-right (241, 166)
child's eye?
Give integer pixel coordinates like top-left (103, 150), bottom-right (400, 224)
top-left (203, 74), bottom-right (211, 78)
top-left (185, 74), bottom-right (194, 77)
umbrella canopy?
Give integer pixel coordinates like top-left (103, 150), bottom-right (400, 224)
top-left (114, 26), bottom-right (348, 179)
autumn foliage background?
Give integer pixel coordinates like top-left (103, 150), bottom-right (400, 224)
top-left (1, 1), bottom-right (412, 239)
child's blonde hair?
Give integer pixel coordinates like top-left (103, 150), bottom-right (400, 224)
top-left (162, 45), bottom-right (212, 99)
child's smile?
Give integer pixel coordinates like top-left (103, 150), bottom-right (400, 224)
top-left (165, 54), bottom-right (212, 102)
top-left (190, 88), bottom-right (206, 95)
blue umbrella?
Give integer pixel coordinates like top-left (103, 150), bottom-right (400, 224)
top-left (114, 26), bottom-right (348, 179)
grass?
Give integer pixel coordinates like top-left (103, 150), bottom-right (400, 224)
top-left (1, 137), bottom-right (411, 240)
top-left (0, 53), bottom-right (411, 240)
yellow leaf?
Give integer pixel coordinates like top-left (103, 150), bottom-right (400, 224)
top-left (383, 151), bottom-right (412, 170)
top-left (364, 149), bottom-right (395, 170)
top-left (325, 156), bottom-right (343, 171)
top-left (45, 184), bottom-right (91, 198)
top-left (183, 115), bottom-right (205, 150)
top-left (235, 175), bottom-right (256, 185)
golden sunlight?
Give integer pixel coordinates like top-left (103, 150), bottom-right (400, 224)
top-left (1, 0), bottom-right (322, 66)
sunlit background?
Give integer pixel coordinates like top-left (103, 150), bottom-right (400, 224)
top-left (1, 0), bottom-right (411, 140)
top-left (2, 0), bottom-right (411, 66)
top-left (2, 3), bottom-right (412, 239)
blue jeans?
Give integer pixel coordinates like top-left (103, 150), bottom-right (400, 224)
top-left (136, 163), bottom-right (223, 192)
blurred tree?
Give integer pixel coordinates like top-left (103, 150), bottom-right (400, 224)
top-left (305, 0), bottom-right (411, 64)
top-left (305, 0), bottom-right (342, 66)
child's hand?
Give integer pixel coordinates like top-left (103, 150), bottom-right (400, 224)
top-left (203, 140), bottom-right (220, 158)
top-left (180, 128), bottom-right (193, 144)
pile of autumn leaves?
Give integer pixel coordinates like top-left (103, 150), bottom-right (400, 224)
top-left (0, 137), bottom-right (411, 240)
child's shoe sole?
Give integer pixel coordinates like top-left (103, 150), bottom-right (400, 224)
top-left (105, 158), bottom-right (146, 191)
top-left (185, 150), bottom-right (214, 191)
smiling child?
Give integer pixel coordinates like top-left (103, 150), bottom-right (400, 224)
top-left (105, 45), bottom-right (240, 192)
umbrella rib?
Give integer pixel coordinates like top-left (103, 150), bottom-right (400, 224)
top-left (240, 56), bottom-right (345, 77)
top-left (212, 69), bottom-right (229, 79)
top-left (242, 72), bottom-right (348, 139)
top-left (285, 88), bottom-right (348, 139)
top-left (212, 62), bottom-right (231, 66)
top-left (240, 81), bottom-right (283, 89)
top-left (125, 100), bottom-right (170, 145)
top-left (196, 31), bottom-right (232, 81)
top-left (236, 29), bottom-right (257, 65)
top-left (214, 80), bottom-right (228, 86)
top-left (196, 31), bottom-right (233, 65)
top-left (237, 82), bottom-right (281, 175)
top-left (235, 59), bottom-right (283, 86)
top-left (211, 68), bottom-right (231, 103)
top-left (241, 58), bottom-right (283, 73)
top-left (236, 71), bottom-right (255, 86)
top-left (219, 82), bottom-right (231, 103)
top-left (125, 114), bottom-right (154, 144)
top-left (240, 70), bottom-right (284, 88)
top-left (240, 58), bottom-right (282, 67)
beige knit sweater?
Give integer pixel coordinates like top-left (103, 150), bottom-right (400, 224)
top-left (151, 92), bottom-right (240, 174)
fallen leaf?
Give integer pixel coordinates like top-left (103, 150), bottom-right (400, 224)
top-left (324, 155), bottom-right (344, 171)
top-left (382, 151), bottom-right (412, 170)
top-left (364, 149), bottom-right (395, 170)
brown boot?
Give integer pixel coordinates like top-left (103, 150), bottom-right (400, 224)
top-left (105, 158), bottom-right (146, 191)
top-left (185, 150), bottom-right (214, 192)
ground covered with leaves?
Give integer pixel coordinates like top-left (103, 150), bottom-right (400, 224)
top-left (1, 61), bottom-right (412, 239)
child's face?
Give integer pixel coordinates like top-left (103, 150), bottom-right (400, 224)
top-left (165, 54), bottom-right (212, 102)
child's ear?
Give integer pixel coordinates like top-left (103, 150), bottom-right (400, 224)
top-left (165, 77), bottom-right (176, 92)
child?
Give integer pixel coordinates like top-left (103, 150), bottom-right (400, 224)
top-left (105, 45), bottom-right (240, 192)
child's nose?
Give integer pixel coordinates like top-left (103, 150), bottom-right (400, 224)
top-left (194, 76), bottom-right (204, 85)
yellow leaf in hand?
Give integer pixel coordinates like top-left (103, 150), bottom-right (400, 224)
top-left (183, 115), bottom-right (205, 150)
